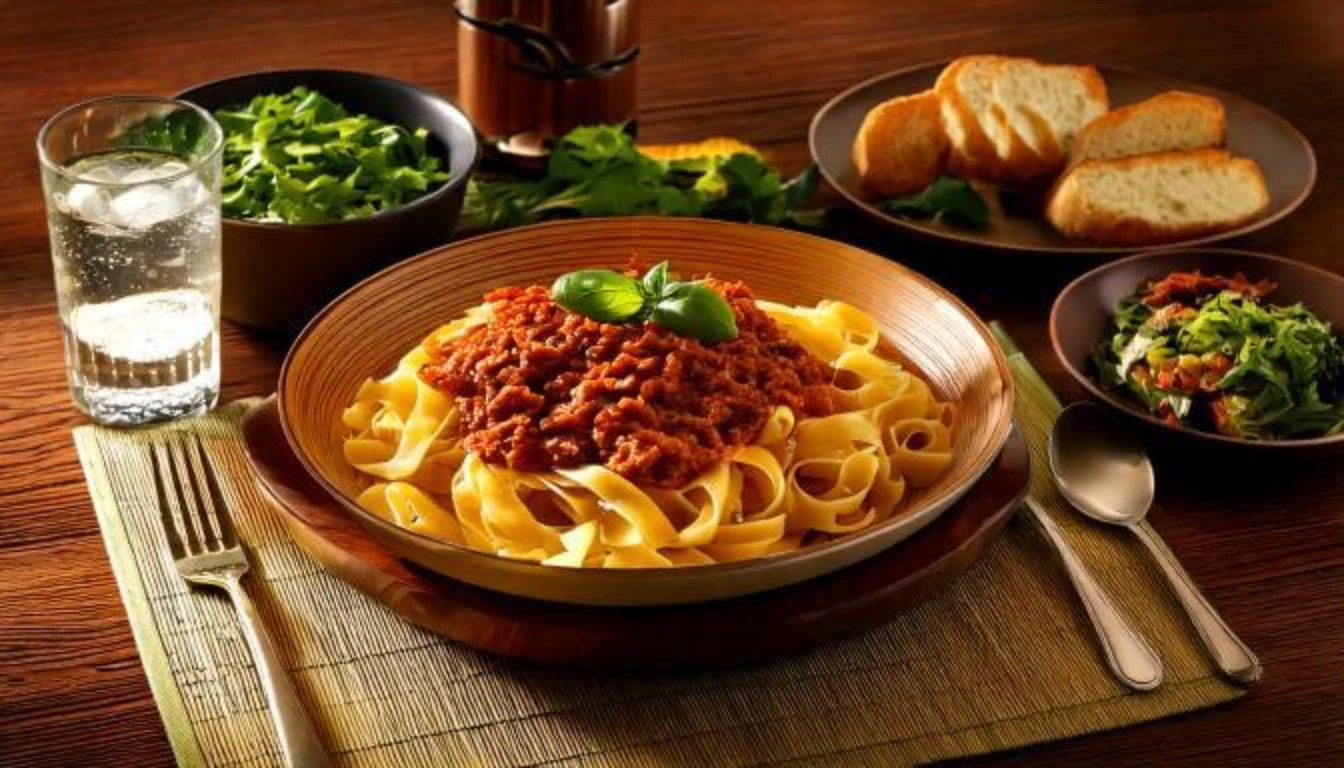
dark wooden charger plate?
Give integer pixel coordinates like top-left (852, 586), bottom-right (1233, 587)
top-left (240, 398), bottom-right (1029, 669)
top-left (809, 61), bottom-right (1317, 254)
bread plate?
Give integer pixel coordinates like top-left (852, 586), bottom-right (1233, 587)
top-left (277, 218), bottom-right (1014, 606)
top-left (810, 61), bottom-right (1316, 255)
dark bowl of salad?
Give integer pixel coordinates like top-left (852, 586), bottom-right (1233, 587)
top-left (1052, 248), bottom-right (1344, 454)
top-left (178, 69), bottom-right (480, 333)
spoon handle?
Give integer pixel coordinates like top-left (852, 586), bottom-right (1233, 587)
top-left (1025, 499), bottom-right (1164, 691)
top-left (1130, 522), bottom-right (1262, 684)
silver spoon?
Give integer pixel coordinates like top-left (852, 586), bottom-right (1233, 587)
top-left (1049, 402), bottom-right (1262, 684)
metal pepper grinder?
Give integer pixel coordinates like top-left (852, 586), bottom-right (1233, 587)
top-left (456, 0), bottom-right (641, 157)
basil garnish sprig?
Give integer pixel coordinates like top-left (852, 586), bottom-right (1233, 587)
top-left (550, 261), bottom-right (739, 343)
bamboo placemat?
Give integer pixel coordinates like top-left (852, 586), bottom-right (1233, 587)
top-left (74, 329), bottom-right (1247, 767)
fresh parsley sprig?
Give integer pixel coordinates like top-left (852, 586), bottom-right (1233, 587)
top-left (462, 125), bottom-right (818, 232)
top-left (881, 176), bottom-right (990, 230)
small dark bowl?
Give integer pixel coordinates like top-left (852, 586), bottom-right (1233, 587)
top-left (1051, 248), bottom-right (1344, 456)
top-left (178, 69), bottom-right (481, 334)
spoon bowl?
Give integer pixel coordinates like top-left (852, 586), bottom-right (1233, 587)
top-left (1049, 403), bottom-right (1156, 526)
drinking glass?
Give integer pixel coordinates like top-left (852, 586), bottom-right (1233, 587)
top-left (38, 97), bottom-right (224, 426)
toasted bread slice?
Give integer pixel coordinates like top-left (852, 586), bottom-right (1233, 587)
top-left (1069, 91), bottom-right (1225, 165)
top-left (936, 56), bottom-right (1015, 179)
top-left (991, 57), bottom-right (1108, 179)
top-left (1045, 148), bottom-right (1269, 245)
top-left (851, 90), bottom-right (950, 197)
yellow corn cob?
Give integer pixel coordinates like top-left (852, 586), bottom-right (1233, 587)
top-left (638, 137), bottom-right (761, 162)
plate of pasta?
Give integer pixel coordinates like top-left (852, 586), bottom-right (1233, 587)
top-left (277, 218), bottom-right (1014, 605)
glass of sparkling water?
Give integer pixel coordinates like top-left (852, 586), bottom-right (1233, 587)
top-left (38, 97), bottom-right (224, 426)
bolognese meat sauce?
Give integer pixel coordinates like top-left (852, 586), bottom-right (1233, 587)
top-left (418, 280), bottom-right (835, 487)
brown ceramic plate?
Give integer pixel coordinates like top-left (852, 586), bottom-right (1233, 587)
top-left (809, 62), bottom-right (1317, 254)
top-left (1051, 248), bottom-right (1344, 452)
top-left (277, 218), bottom-right (1015, 606)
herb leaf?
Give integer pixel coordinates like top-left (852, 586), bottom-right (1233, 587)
top-left (550, 269), bottom-right (646, 323)
top-left (649, 281), bottom-right (738, 344)
top-left (783, 163), bottom-right (820, 211)
top-left (549, 262), bottom-right (739, 344)
top-left (881, 176), bottom-right (990, 230)
top-left (213, 87), bottom-right (449, 223)
top-left (1095, 274), bottom-right (1344, 439)
top-left (118, 109), bottom-right (214, 157)
top-left (460, 125), bottom-right (815, 233)
top-left (641, 261), bottom-right (668, 301)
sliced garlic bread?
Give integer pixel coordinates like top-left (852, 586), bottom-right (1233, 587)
top-left (851, 90), bottom-right (950, 197)
top-left (1069, 90), bottom-right (1225, 165)
top-left (1046, 148), bottom-right (1269, 245)
top-left (991, 57), bottom-right (1108, 179)
top-left (936, 56), bottom-right (1016, 180)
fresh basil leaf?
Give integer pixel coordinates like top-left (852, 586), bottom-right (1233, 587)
top-left (550, 269), bottom-right (646, 323)
top-left (649, 281), bottom-right (738, 343)
top-left (881, 176), bottom-right (989, 230)
top-left (642, 261), bottom-right (668, 300)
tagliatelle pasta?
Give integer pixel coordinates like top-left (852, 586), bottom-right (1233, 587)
top-left (342, 293), bottom-right (955, 568)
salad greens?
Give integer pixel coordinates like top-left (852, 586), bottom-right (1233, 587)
top-left (550, 261), bottom-right (738, 344)
top-left (881, 176), bottom-right (990, 230)
top-left (117, 108), bottom-right (216, 157)
top-left (1095, 271), bottom-right (1344, 439)
top-left (461, 125), bottom-right (818, 231)
top-left (214, 87), bottom-right (449, 223)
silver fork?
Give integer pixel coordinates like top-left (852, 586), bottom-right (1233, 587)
top-left (150, 432), bottom-right (332, 768)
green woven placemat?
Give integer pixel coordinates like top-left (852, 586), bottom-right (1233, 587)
top-left (74, 328), bottom-right (1246, 767)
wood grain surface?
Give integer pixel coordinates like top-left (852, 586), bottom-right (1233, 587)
top-left (1, 1), bottom-right (1342, 766)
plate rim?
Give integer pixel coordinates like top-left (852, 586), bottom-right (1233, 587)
top-left (275, 216), bottom-right (1017, 589)
top-left (1050, 246), bottom-right (1344, 448)
top-left (808, 60), bottom-right (1319, 255)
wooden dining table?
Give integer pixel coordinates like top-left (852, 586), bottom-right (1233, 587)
top-left (2, 1), bottom-right (1342, 765)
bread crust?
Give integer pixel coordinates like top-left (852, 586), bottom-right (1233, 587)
top-left (851, 90), bottom-right (950, 197)
top-left (943, 55), bottom-right (1108, 182)
top-left (1045, 148), bottom-right (1269, 245)
top-left (992, 57), bottom-right (1108, 180)
top-left (936, 56), bottom-right (1006, 179)
top-left (1069, 90), bottom-right (1225, 165)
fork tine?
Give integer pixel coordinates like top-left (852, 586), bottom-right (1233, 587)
top-left (163, 433), bottom-right (206, 554)
top-left (177, 432), bottom-right (223, 552)
top-left (192, 434), bottom-right (238, 549)
top-left (149, 443), bottom-right (186, 560)
top-left (182, 433), bottom-right (227, 551)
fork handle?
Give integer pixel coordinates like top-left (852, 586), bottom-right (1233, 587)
top-left (1024, 500), bottom-right (1164, 691)
top-left (224, 576), bottom-right (334, 768)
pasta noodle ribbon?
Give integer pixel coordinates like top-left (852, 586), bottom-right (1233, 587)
top-left (341, 299), bottom-right (956, 568)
